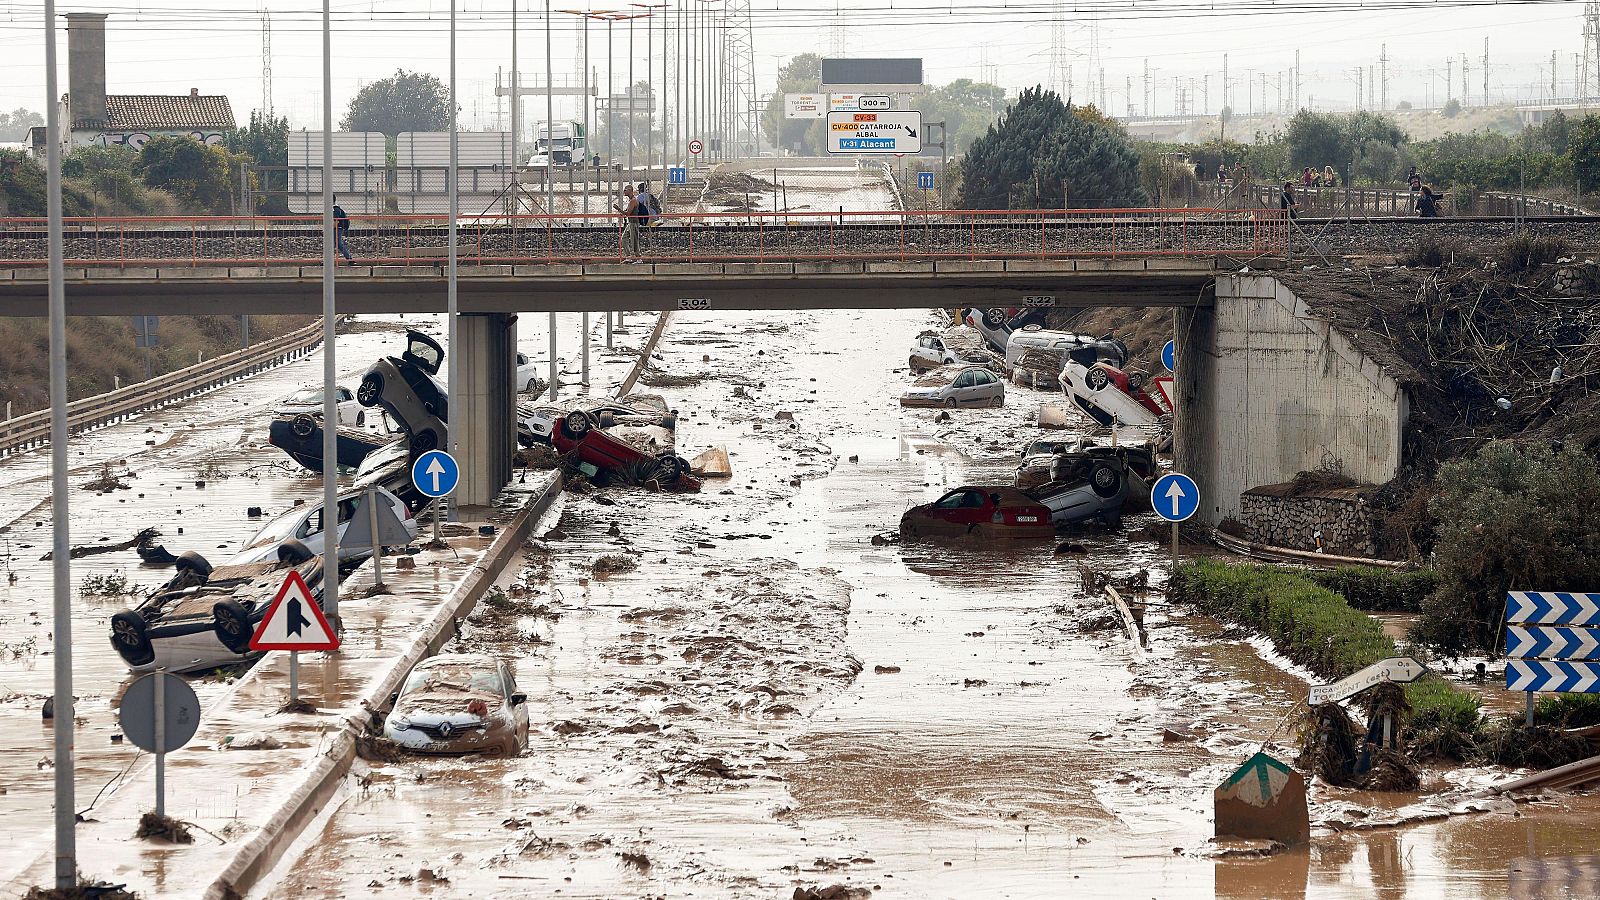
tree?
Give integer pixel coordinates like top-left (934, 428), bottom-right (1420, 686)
top-left (1416, 442), bottom-right (1600, 653)
top-left (135, 136), bottom-right (237, 213)
top-left (226, 110), bottom-right (289, 213)
top-left (1442, 98), bottom-right (1462, 119)
top-left (1285, 109), bottom-right (1404, 180)
top-left (0, 108), bottom-right (42, 143)
top-left (913, 79), bottom-right (1007, 155)
top-left (761, 54), bottom-right (825, 154)
top-left (0, 149), bottom-right (91, 215)
top-left (1572, 114), bottom-right (1600, 192)
top-left (341, 69), bottom-right (450, 136)
top-left (960, 86), bottom-right (1147, 209)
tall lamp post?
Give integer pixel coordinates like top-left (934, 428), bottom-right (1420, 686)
top-left (632, 3), bottom-right (666, 182)
top-left (558, 8), bottom-right (615, 217)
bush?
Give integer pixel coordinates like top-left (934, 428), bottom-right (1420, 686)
top-left (1397, 234), bottom-right (1463, 268)
top-left (1535, 692), bottom-right (1600, 728)
top-left (1494, 233), bottom-right (1570, 275)
top-left (1307, 566), bottom-right (1436, 613)
top-left (1415, 442), bottom-right (1600, 653)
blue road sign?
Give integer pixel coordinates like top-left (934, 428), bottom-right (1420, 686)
top-left (1508, 625), bottom-right (1600, 660)
top-left (918, 171), bottom-right (935, 190)
top-left (1162, 339), bottom-right (1177, 372)
top-left (668, 166), bottom-right (688, 185)
top-left (1508, 659), bottom-right (1600, 693)
top-left (1151, 472), bottom-right (1200, 523)
top-left (1507, 591), bottom-right (1600, 626)
top-left (411, 449), bottom-right (460, 498)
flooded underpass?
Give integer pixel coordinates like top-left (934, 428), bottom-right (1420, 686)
top-left (251, 304), bottom-right (1600, 899)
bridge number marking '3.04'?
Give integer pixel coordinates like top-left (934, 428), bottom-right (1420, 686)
top-left (1022, 295), bottom-right (1056, 309)
top-left (1151, 472), bottom-right (1200, 523)
top-left (678, 298), bottom-right (711, 311)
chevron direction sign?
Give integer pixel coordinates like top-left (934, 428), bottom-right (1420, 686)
top-left (1506, 591), bottom-right (1600, 695)
top-left (1506, 591), bottom-right (1600, 626)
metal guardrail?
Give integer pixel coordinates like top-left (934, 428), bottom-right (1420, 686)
top-left (0, 208), bottom-right (1291, 267)
top-left (0, 316), bottom-right (337, 456)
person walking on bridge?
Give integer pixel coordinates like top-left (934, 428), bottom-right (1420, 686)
top-left (332, 197), bottom-right (354, 264)
top-left (1280, 182), bottom-right (1300, 220)
top-left (613, 184), bottom-right (643, 261)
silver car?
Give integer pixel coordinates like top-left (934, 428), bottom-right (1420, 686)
top-left (899, 366), bottom-right (1006, 408)
top-left (357, 330), bottom-right (448, 453)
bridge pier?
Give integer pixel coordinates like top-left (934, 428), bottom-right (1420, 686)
top-left (454, 312), bottom-right (517, 508)
top-left (1175, 274), bottom-right (1409, 527)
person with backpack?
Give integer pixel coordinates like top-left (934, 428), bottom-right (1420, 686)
top-left (612, 184), bottom-right (643, 261)
top-left (636, 181), bottom-right (662, 226)
top-left (332, 197), bottom-right (354, 263)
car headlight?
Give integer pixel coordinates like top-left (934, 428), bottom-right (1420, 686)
top-left (390, 715), bottom-right (411, 730)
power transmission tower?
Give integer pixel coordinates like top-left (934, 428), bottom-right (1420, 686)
top-left (830, 0), bottom-right (846, 56)
top-left (1553, 51), bottom-right (1560, 100)
top-left (1294, 49), bottom-right (1301, 110)
top-left (725, 0), bottom-right (755, 155)
top-left (1143, 59), bottom-right (1150, 117)
top-left (1586, 5), bottom-right (1600, 99)
top-left (1483, 36), bottom-right (1491, 103)
top-left (1379, 44), bottom-right (1388, 110)
top-left (1087, 12), bottom-right (1102, 109)
top-left (1049, 0), bottom-right (1070, 97)
top-left (1446, 57), bottom-right (1454, 102)
top-left (1461, 54), bottom-right (1470, 106)
top-left (1126, 76), bottom-right (1133, 116)
top-left (260, 7), bottom-right (272, 116)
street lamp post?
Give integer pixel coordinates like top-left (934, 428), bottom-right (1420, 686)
top-left (559, 9), bottom-right (615, 218)
top-left (632, 3), bottom-right (665, 182)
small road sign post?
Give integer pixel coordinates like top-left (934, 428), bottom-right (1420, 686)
top-left (1214, 751), bottom-right (1309, 845)
top-left (1506, 591), bottom-right (1600, 724)
top-left (826, 110), bottom-right (923, 154)
top-left (1308, 657), bottom-right (1428, 706)
top-left (668, 166), bottom-right (688, 185)
top-left (1162, 339), bottom-right (1177, 372)
top-left (343, 488), bottom-right (414, 592)
top-left (1151, 472), bottom-right (1199, 575)
top-left (917, 171), bottom-right (935, 190)
top-left (688, 139), bottom-right (703, 157)
top-left (250, 569), bottom-right (341, 705)
top-left (411, 449), bottom-right (461, 544)
top-left (118, 671), bottom-right (201, 819)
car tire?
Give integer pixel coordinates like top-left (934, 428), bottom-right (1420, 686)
top-left (981, 308), bottom-right (1006, 329)
top-left (659, 414), bottom-right (677, 431)
top-left (175, 550), bottom-right (213, 581)
top-left (597, 411), bottom-right (617, 429)
top-left (357, 373), bottom-right (383, 407)
top-left (110, 611), bottom-right (155, 667)
top-left (212, 599), bottom-right (254, 654)
top-left (560, 410), bottom-right (595, 440)
top-left (944, 397), bottom-right (958, 409)
top-left (1128, 371), bottom-right (1147, 391)
top-left (277, 538), bottom-right (315, 565)
top-left (654, 454), bottom-right (687, 483)
top-left (291, 414), bottom-right (317, 438)
top-left (410, 429), bottom-right (439, 453)
top-left (1085, 366), bottom-right (1111, 392)
top-left (1089, 462), bottom-right (1122, 499)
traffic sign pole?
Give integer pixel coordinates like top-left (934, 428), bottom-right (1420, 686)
top-left (367, 489), bottom-right (385, 590)
top-left (154, 671), bottom-right (165, 818)
top-left (290, 651), bottom-right (300, 704)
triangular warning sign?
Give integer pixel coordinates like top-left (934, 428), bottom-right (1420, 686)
top-left (249, 569), bottom-right (340, 651)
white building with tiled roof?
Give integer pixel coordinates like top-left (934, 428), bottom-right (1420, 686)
top-left (31, 13), bottom-right (236, 154)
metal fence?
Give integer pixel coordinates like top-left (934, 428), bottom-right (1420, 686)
top-left (0, 208), bottom-right (1290, 267)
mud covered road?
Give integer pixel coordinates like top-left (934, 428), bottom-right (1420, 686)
top-left (257, 306), bottom-right (1600, 899)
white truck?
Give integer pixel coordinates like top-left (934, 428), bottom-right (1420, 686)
top-left (529, 121), bottom-right (586, 167)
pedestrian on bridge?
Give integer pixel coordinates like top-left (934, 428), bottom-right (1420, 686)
top-left (613, 184), bottom-right (643, 261)
top-left (332, 198), bottom-right (354, 264)
top-left (1416, 185), bottom-right (1442, 218)
top-left (1280, 182), bottom-right (1300, 220)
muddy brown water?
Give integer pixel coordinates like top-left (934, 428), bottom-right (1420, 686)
top-left (252, 307), bottom-right (1600, 899)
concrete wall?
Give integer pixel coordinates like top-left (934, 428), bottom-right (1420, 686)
top-left (1176, 274), bottom-right (1408, 526)
top-left (456, 312), bottom-right (516, 507)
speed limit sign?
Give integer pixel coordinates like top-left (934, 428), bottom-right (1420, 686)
top-left (689, 139), bottom-right (704, 156)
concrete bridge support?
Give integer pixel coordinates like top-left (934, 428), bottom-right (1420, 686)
top-left (455, 312), bottom-right (517, 508)
top-left (1175, 274), bottom-right (1409, 527)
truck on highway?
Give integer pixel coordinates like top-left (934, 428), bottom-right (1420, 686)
top-left (529, 120), bottom-right (586, 167)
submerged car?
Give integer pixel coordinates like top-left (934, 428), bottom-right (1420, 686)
top-left (109, 546), bottom-right (325, 673)
top-left (518, 396), bottom-right (677, 447)
top-left (909, 332), bottom-right (993, 373)
top-left (900, 486), bottom-right (1054, 539)
top-left (276, 385), bottom-right (366, 428)
top-left (516, 353), bottom-right (543, 393)
top-left (229, 486), bottom-right (415, 566)
top-left (385, 653), bottom-right (529, 756)
top-left (357, 330), bottom-right (448, 452)
top-left (351, 438), bottom-right (428, 513)
top-left (1060, 361), bottom-right (1171, 427)
top-left (900, 366), bottom-right (1005, 408)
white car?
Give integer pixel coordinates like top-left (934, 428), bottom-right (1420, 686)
top-left (516, 353), bottom-right (543, 392)
top-left (899, 366), bottom-right (1006, 408)
top-left (1005, 328), bottom-right (1130, 369)
top-left (228, 486), bottom-right (416, 566)
top-left (1059, 360), bottom-right (1168, 428)
top-left (278, 385), bottom-right (365, 428)
top-left (963, 308), bottom-right (1014, 354)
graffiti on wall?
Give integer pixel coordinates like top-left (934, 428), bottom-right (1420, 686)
top-left (76, 130), bottom-right (226, 150)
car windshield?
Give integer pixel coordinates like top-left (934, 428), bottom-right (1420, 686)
top-left (1025, 441), bottom-right (1060, 457)
top-left (355, 441), bottom-right (409, 479)
top-left (242, 505), bottom-right (310, 549)
top-left (285, 388), bottom-right (322, 405)
top-left (402, 663), bottom-right (503, 697)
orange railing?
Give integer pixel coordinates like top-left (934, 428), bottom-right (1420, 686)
top-left (0, 208), bottom-right (1289, 268)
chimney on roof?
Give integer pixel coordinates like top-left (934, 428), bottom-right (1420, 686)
top-left (190, 88), bottom-right (199, 99)
top-left (67, 13), bottom-right (108, 127)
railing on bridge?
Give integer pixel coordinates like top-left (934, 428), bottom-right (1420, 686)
top-left (0, 208), bottom-right (1289, 268)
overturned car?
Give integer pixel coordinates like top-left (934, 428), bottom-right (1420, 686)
top-left (357, 329), bottom-right (449, 453)
top-left (1018, 438), bottom-right (1157, 527)
top-left (268, 413), bottom-right (392, 472)
top-left (1060, 360), bottom-right (1172, 428)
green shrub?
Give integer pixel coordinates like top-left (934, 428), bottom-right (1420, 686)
top-left (1405, 676), bottom-right (1483, 761)
top-left (1535, 693), bottom-right (1600, 729)
top-left (1417, 442), bottom-right (1600, 654)
top-left (1494, 233), bottom-right (1570, 275)
top-left (1308, 566), bottom-right (1436, 613)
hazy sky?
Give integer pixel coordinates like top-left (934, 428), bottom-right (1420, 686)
top-left (0, 0), bottom-right (1591, 131)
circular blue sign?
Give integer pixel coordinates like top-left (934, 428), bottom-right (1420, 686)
top-left (1162, 339), bottom-right (1177, 373)
top-left (411, 449), bottom-right (461, 498)
top-left (1151, 472), bottom-right (1199, 523)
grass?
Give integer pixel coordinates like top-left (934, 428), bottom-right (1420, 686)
top-left (1306, 566), bottom-right (1436, 613)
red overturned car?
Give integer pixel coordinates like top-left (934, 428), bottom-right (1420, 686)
top-left (550, 409), bottom-right (700, 490)
top-left (900, 486), bottom-right (1055, 539)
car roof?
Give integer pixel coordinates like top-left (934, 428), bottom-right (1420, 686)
top-left (415, 652), bottom-right (502, 669)
top-left (947, 486), bottom-right (1042, 505)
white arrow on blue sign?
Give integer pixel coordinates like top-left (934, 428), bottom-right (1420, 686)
top-left (1162, 339), bottom-right (1176, 372)
top-left (918, 171), bottom-right (935, 190)
top-left (668, 166), bottom-right (688, 185)
top-left (1151, 472), bottom-right (1199, 523)
top-left (411, 449), bottom-right (461, 498)
top-left (1507, 591), bottom-right (1600, 626)
top-left (1508, 659), bottom-right (1600, 693)
top-left (1507, 625), bottom-right (1600, 660)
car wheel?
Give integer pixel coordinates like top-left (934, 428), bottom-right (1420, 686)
top-left (659, 414), bottom-right (677, 431)
top-left (410, 429), bottom-right (439, 453)
top-left (110, 611), bottom-right (155, 667)
top-left (981, 308), bottom-right (1006, 329)
top-left (291, 414), bottom-right (317, 438)
top-left (944, 397), bottom-right (958, 409)
top-left (175, 550), bottom-right (214, 581)
top-left (357, 373), bottom-right (383, 407)
top-left (560, 410), bottom-right (595, 440)
top-left (1089, 462), bottom-right (1122, 498)
top-left (1128, 371), bottom-right (1147, 391)
top-left (597, 411), bottom-right (617, 430)
top-left (1085, 366), bottom-right (1111, 392)
top-left (654, 454), bottom-right (687, 483)
top-left (212, 599), bottom-right (254, 654)
top-left (277, 538), bottom-right (315, 565)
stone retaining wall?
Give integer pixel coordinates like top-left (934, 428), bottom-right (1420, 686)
top-left (1240, 485), bottom-right (1376, 557)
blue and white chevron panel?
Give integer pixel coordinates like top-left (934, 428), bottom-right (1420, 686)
top-left (1506, 660), bottom-right (1600, 693)
top-left (1506, 591), bottom-right (1600, 626)
top-left (1506, 625), bottom-right (1600, 660)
